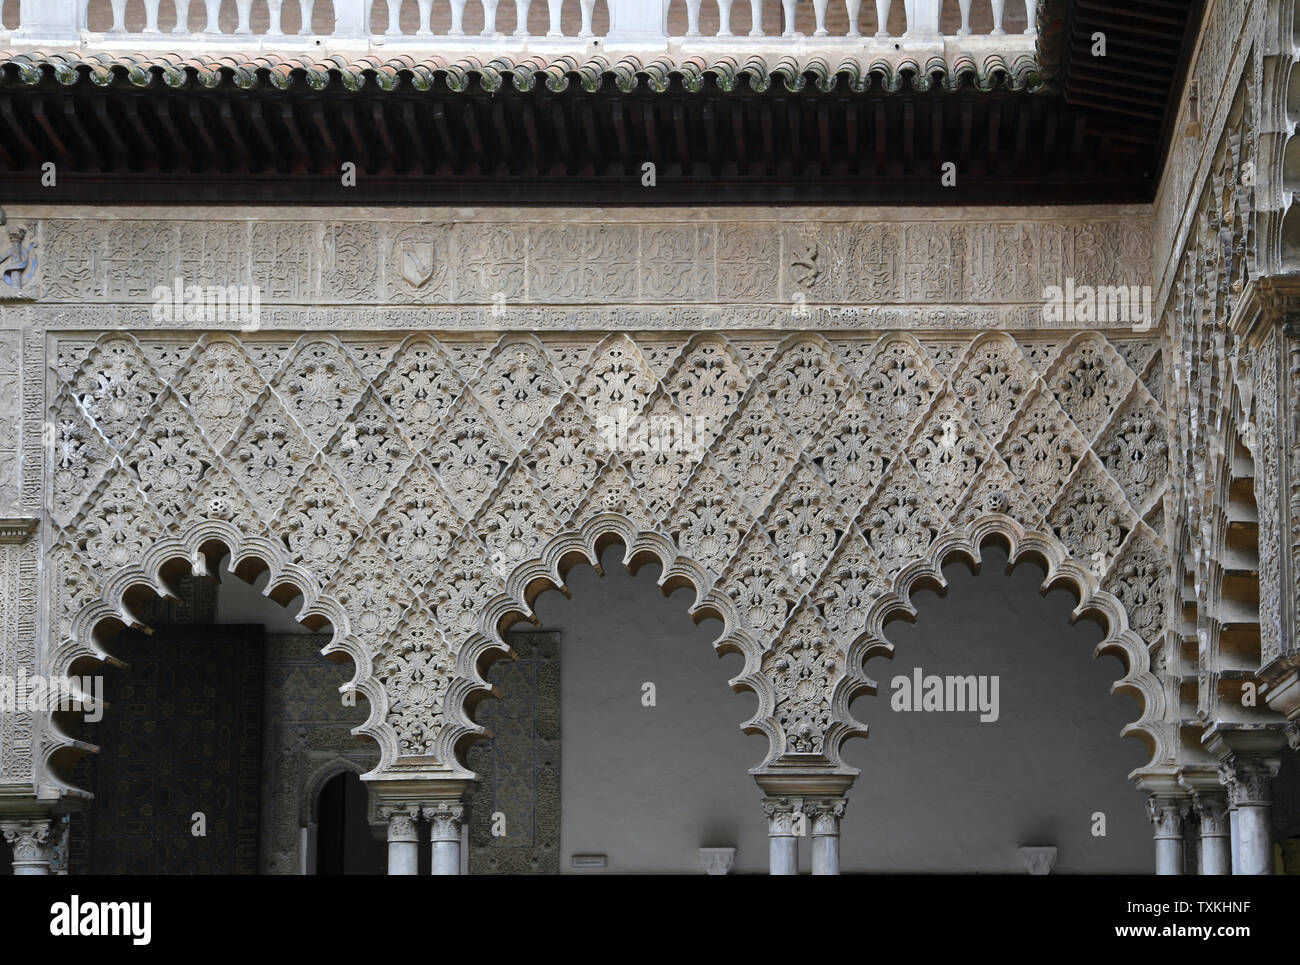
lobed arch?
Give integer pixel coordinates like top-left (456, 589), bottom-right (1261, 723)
top-left (469, 511), bottom-right (778, 769)
top-left (43, 322), bottom-right (1176, 802)
top-left (842, 514), bottom-right (1172, 769)
top-left (45, 492), bottom-right (1178, 799)
top-left (44, 520), bottom-right (379, 791)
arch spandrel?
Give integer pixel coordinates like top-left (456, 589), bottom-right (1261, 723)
top-left (44, 327), bottom-right (1175, 790)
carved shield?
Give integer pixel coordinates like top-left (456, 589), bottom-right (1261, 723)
top-left (401, 241), bottom-right (435, 289)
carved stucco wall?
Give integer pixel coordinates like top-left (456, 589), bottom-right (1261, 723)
top-left (1155, 0), bottom-right (1300, 748)
top-left (0, 206), bottom-right (1178, 798)
top-left (0, 326), bottom-right (39, 790)
top-left (548, 541), bottom-right (1152, 873)
top-left (465, 630), bottom-right (560, 875)
top-left (258, 633), bottom-right (375, 875)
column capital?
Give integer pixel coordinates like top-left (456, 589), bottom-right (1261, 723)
top-left (698, 847), bottom-right (737, 876)
top-left (379, 804), bottom-right (421, 843)
top-left (1217, 757), bottom-right (1282, 807)
top-left (1145, 794), bottom-right (1190, 839)
top-left (1188, 789), bottom-right (1231, 837)
top-left (422, 801), bottom-right (465, 842)
top-left (761, 795), bottom-right (800, 828)
top-left (1, 818), bottom-right (63, 873)
top-left (804, 797), bottom-right (848, 837)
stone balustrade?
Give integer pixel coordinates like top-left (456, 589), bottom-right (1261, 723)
top-left (1, 0), bottom-right (1037, 59)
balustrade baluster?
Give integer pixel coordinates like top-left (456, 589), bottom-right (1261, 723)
top-left (685, 0), bottom-right (701, 37)
top-left (22, 0), bottom-right (1035, 53)
top-left (717, 0), bottom-right (732, 37)
top-left (143, 0), bottom-right (163, 32)
top-left (905, 0), bottom-right (940, 38)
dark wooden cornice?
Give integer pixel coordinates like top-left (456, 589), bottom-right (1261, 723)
top-left (0, 1), bottom-right (1205, 206)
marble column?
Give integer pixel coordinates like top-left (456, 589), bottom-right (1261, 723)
top-left (807, 798), bottom-right (846, 876)
top-left (424, 802), bottom-right (464, 876)
top-left (762, 797), bottom-right (801, 875)
top-left (382, 806), bottom-right (420, 876)
top-left (1, 818), bottom-right (63, 875)
top-left (1219, 757), bottom-right (1281, 875)
top-left (1191, 790), bottom-right (1232, 876)
top-left (1146, 795), bottom-right (1188, 875)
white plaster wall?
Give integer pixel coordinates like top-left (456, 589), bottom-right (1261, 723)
top-left (535, 544), bottom-right (1153, 874)
top-left (216, 545), bottom-right (1154, 874)
top-left (847, 549), bottom-right (1152, 873)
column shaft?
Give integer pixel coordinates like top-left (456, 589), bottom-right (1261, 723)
top-left (763, 798), bottom-right (800, 875)
top-left (769, 835), bottom-right (798, 875)
top-left (424, 802), bottom-right (464, 876)
top-left (1147, 795), bottom-right (1187, 876)
top-left (1220, 757), bottom-right (1281, 876)
top-left (1235, 806), bottom-right (1273, 875)
top-left (1191, 791), bottom-right (1231, 876)
top-left (383, 808), bottom-right (420, 876)
top-left (808, 798), bottom-right (846, 876)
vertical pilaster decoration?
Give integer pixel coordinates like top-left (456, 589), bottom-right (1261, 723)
top-left (0, 517), bottom-right (38, 787)
top-left (0, 324), bottom-right (37, 789)
top-left (1218, 757), bottom-right (1282, 875)
top-left (0, 330), bottom-right (20, 509)
top-left (381, 805), bottom-right (420, 876)
top-left (424, 801), bottom-right (464, 875)
top-left (762, 797), bottom-right (801, 876)
top-left (1, 818), bottom-right (63, 875)
top-left (1254, 325), bottom-right (1285, 667)
top-left (1283, 318), bottom-right (1300, 667)
top-left (1146, 794), bottom-right (1188, 875)
top-left (806, 797), bottom-right (846, 876)
top-left (1190, 790), bottom-right (1232, 876)
top-left (465, 629), bottom-right (560, 875)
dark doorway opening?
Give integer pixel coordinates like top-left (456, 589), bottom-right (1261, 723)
top-left (315, 772), bottom-right (385, 875)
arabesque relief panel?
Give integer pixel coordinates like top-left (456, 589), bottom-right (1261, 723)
top-left (42, 325), bottom-right (1174, 790)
